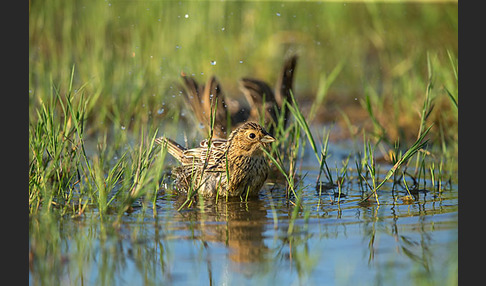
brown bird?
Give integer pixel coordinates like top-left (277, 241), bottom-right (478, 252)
top-left (179, 54), bottom-right (298, 137)
top-left (239, 53), bottom-right (298, 133)
top-left (155, 121), bottom-right (275, 198)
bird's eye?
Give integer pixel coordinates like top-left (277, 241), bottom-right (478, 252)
top-left (248, 133), bottom-right (256, 139)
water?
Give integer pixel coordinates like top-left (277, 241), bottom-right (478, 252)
top-left (28, 1), bottom-right (457, 283)
top-left (29, 147), bottom-right (458, 285)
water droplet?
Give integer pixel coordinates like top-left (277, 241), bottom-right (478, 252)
top-left (184, 14), bottom-right (189, 18)
top-left (175, 45), bottom-right (181, 50)
top-left (221, 27), bottom-right (225, 31)
top-left (276, 12), bottom-right (281, 16)
top-left (158, 108), bottom-right (165, 114)
top-left (239, 60), bottom-right (244, 64)
top-left (210, 60), bottom-right (217, 66)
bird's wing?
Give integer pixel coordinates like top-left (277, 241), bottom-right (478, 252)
top-left (182, 138), bottom-right (228, 171)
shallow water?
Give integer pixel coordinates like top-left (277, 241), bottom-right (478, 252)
top-left (29, 0), bottom-right (458, 284)
top-left (29, 139), bottom-right (458, 285)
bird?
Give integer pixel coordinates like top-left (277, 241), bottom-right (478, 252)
top-left (178, 54), bottom-right (298, 138)
top-left (155, 121), bottom-right (275, 198)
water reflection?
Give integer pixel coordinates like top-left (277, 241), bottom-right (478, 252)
top-left (172, 196), bottom-right (269, 273)
top-left (29, 179), bottom-right (457, 285)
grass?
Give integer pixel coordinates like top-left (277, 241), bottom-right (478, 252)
top-left (29, 1), bottom-right (457, 140)
top-left (29, 1), bottom-right (457, 217)
top-left (29, 66), bottom-right (89, 215)
top-left (29, 68), bottom-right (169, 217)
top-left (29, 2), bottom-right (457, 285)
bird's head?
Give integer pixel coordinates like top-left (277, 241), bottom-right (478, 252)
top-left (227, 121), bottom-right (275, 155)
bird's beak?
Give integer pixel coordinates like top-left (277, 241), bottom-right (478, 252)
top-left (260, 134), bottom-right (276, 143)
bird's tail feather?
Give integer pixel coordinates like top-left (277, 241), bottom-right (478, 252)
top-left (155, 137), bottom-right (186, 162)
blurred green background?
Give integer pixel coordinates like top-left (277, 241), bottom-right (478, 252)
top-left (29, 0), bottom-right (458, 143)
